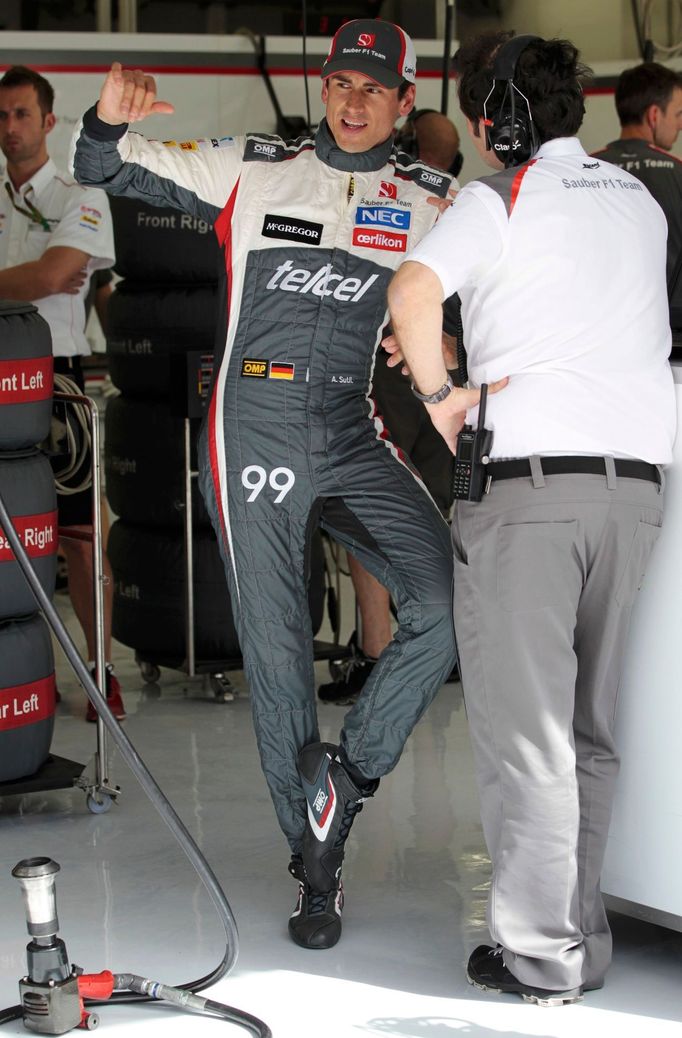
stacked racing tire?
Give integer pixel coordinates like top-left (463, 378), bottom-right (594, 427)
top-left (0, 302), bottom-right (58, 781)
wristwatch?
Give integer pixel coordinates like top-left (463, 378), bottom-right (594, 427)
top-left (410, 374), bottom-right (454, 404)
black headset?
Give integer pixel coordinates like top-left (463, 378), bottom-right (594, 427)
top-left (394, 109), bottom-right (464, 179)
top-left (483, 34), bottom-right (541, 168)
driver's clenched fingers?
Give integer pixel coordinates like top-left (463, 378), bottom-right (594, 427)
top-left (139, 76), bottom-right (158, 119)
top-left (128, 69), bottom-right (152, 120)
top-left (119, 69), bottom-right (146, 119)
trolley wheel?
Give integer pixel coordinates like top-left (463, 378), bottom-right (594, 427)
top-left (140, 661), bottom-right (161, 684)
top-left (83, 1013), bottom-right (100, 1030)
top-left (87, 793), bottom-right (113, 815)
top-left (210, 673), bottom-right (235, 702)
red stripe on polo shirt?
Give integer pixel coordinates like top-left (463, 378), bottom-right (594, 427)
top-left (509, 159), bottom-right (538, 216)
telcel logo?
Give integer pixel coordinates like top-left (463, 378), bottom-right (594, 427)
top-left (266, 261), bottom-right (379, 302)
top-left (356, 206), bottom-right (411, 230)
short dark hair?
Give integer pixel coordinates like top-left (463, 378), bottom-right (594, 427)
top-left (398, 79), bottom-right (412, 100)
top-left (455, 32), bottom-right (591, 143)
top-left (615, 62), bottom-right (682, 126)
top-left (0, 66), bottom-right (54, 117)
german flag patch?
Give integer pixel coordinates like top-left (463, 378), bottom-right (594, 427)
top-left (269, 362), bottom-right (295, 381)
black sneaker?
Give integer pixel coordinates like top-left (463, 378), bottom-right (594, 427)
top-left (318, 656), bottom-right (375, 704)
top-left (287, 855), bottom-right (343, 950)
top-left (298, 742), bottom-right (377, 894)
top-left (318, 658), bottom-right (375, 703)
top-left (466, 945), bottom-right (583, 1007)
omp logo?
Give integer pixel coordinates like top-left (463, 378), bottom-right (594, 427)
top-left (266, 261), bottom-right (379, 302)
top-left (356, 206), bottom-right (411, 230)
top-left (378, 181), bottom-right (397, 199)
top-left (358, 32), bottom-right (376, 47)
top-left (420, 170), bottom-right (446, 187)
top-left (254, 142), bottom-right (277, 156)
top-left (313, 790), bottom-right (328, 814)
top-left (352, 228), bottom-right (407, 252)
top-left (241, 359), bottom-right (268, 377)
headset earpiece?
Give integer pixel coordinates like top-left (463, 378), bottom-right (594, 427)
top-left (484, 34), bottom-right (542, 168)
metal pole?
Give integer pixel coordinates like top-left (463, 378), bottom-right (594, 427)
top-left (95, 0), bottom-right (112, 32)
top-left (183, 417), bottom-right (196, 677)
top-left (55, 392), bottom-right (110, 791)
top-left (441, 0), bottom-right (456, 115)
top-left (118, 0), bottom-right (138, 33)
top-left (88, 395), bottom-right (109, 789)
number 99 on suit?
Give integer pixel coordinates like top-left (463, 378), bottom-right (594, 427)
top-left (241, 465), bottom-right (295, 503)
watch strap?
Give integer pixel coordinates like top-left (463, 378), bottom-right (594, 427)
top-left (410, 374), bottom-right (454, 404)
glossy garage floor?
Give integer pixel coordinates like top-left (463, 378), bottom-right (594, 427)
top-left (1, 595), bottom-right (682, 1038)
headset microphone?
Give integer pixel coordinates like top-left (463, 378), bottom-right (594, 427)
top-left (483, 34), bottom-right (542, 168)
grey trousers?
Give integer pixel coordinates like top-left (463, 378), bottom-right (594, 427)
top-left (452, 464), bottom-right (664, 991)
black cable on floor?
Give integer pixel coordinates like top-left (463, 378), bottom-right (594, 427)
top-left (0, 489), bottom-right (270, 1038)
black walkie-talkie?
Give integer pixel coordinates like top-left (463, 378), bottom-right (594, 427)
top-left (452, 383), bottom-right (493, 502)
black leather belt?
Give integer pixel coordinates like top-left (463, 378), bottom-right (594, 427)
top-left (486, 456), bottom-right (661, 484)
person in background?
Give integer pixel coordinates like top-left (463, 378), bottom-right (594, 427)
top-left (389, 31), bottom-right (674, 1005)
top-left (0, 66), bottom-right (123, 722)
top-left (593, 62), bottom-right (682, 340)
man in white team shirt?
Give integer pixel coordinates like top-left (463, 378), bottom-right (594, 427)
top-left (389, 32), bottom-right (675, 1005)
top-left (0, 66), bottom-right (122, 721)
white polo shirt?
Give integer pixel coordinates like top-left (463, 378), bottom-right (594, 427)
top-left (0, 158), bottom-right (115, 357)
top-left (407, 137), bottom-right (676, 464)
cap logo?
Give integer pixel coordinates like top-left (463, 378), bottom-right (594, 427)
top-left (357, 33), bottom-right (376, 47)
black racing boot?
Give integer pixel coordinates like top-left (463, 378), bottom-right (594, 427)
top-left (287, 855), bottom-right (343, 950)
top-left (298, 741), bottom-right (378, 894)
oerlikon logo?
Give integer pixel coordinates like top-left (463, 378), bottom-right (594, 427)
top-left (358, 33), bottom-right (375, 47)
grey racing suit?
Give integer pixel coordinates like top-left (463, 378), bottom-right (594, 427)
top-left (72, 109), bottom-right (457, 852)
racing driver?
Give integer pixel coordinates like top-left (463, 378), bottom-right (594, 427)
top-left (71, 19), bottom-right (500, 949)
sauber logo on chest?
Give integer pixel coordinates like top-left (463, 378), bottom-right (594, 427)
top-left (378, 181), bottom-right (397, 199)
top-left (266, 261), bottom-right (379, 301)
top-left (262, 214), bottom-right (323, 245)
top-left (352, 228), bottom-right (407, 252)
top-left (356, 206), bottom-right (411, 230)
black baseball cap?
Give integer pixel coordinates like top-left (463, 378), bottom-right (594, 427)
top-left (321, 19), bottom-right (417, 89)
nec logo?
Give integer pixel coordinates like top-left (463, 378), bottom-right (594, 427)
top-left (254, 142), bottom-right (277, 156)
top-left (356, 206), bottom-right (411, 230)
top-left (378, 181), bottom-right (397, 199)
top-left (358, 33), bottom-right (375, 47)
top-left (352, 228), bottom-right (408, 252)
top-left (420, 170), bottom-right (446, 187)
